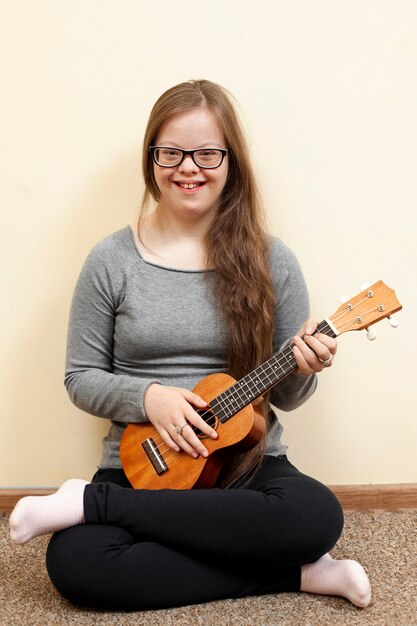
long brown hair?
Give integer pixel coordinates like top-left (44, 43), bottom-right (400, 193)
top-left (140, 80), bottom-right (276, 486)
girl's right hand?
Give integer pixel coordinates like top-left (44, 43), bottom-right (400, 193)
top-left (144, 383), bottom-right (218, 458)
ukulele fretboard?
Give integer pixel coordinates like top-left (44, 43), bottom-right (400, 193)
top-left (210, 319), bottom-right (336, 423)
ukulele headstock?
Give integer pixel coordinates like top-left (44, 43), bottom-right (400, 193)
top-left (328, 281), bottom-right (402, 337)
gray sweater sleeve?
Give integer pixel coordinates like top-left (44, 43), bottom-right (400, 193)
top-left (268, 239), bottom-right (317, 411)
top-left (64, 240), bottom-right (159, 423)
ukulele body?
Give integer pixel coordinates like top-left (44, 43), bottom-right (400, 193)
top-left (120, 373), bottom-right (265, 490)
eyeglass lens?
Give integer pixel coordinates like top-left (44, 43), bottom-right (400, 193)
top-left (154, 148), bottom-right (224, 168)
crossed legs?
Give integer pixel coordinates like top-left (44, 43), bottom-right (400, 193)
top-left (10, 457), bottom-right (371, 610)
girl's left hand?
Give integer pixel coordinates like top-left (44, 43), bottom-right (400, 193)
top-left (292, 319), bottom-right (337, 376)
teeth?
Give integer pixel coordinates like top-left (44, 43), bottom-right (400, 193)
top-left (178, 182), bottom-right (199, 189)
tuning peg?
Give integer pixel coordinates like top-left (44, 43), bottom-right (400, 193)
top-left (366, 327), bottom-right (377, 341)
top-left (361, 282), bottom-right (371, 291)
top-left (387, 316), bottom-right (399, 328)
top-left (339, 296), bottom-right (349, 304)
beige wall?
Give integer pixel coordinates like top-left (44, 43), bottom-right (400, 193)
top-left (1, 0), bottom-right (416, 487)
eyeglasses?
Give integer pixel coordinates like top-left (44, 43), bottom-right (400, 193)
top-left (149, 146), bottom-right (228, 169)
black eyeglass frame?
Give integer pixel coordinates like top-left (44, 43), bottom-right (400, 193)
top-left (149, 146), bottom-right (228, 169)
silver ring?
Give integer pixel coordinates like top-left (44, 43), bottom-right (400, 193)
top-left (174, 423), bottom-right (187, 435)
top-left (319, 355), bottom-right (333, 367)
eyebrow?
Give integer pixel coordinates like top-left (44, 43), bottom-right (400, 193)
top-left (156, 142), bottom-right (225, 149)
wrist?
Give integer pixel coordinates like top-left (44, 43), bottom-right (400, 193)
top-left (144, 382), bottom-right (162, 414)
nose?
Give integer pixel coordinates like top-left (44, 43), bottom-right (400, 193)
top-left (178, 154), bottom-right (199, 174)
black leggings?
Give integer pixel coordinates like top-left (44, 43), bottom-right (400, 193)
top-left (46, 456), bottom-right (343, 611)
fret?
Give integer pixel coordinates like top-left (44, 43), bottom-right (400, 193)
top-left (237, 380), bottom-right (254, 404)
top-left (215, 391), bottom-right (235, 419)
top-left (211, 401), bottom-right (228, 423)
top-left (317, 319), bottom-right (337, 338)
top-left (214, 345), bottom-right (296, 423)
top-left (214, 388), bottom-right (242, 424)
top-left (281, 349), bottom-right (294, 369)
top-left (257, 361), bottom-right (276, 389)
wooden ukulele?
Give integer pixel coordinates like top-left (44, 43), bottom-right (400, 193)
top-left (120, 280), bottom-right (402, 490)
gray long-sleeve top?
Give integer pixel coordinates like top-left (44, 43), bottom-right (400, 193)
top-left (65, 226), bottom-right (317, 469)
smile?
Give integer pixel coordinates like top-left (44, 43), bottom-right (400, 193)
top-left (174, 182), bottom-right (205, 189)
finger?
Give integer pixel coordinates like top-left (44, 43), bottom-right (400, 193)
top-left (167, 410), bottom-right (205, 458)
top-left (302, 335), bottom-right (334, 362)
top-left (292, 335), bottom-right (318, 371)
top-left (177, 424), bottom-right (210, 458)
top-left (298, 318), bottom-right (318, 337)
top-left (304, 334), bottom-right (337, 363)
top-left (178, 388), bottom-right (208, 408)
top-left (252, 395), bottom-right (264, 406)
top-left (184, 403), bottom-right (218, 440)
top-left (159, 428), bottom-right (181, 454)
top-left (292, 343), bottom-right (314, 375)
top-left (182, 406), bottom-right (218, 456)
top-left (168, 402), bottom-right (216, 458)
top-left (170, 425), bottom-right (202, 458)
top-left (316, 333), bottom-right (338, 354)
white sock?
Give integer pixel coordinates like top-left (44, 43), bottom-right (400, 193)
top-left (9, 479), bottom-right (89, 545)
top-left (301, 553), bottom-right (372, 608)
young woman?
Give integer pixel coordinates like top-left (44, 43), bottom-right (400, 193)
top-left (10, 79), bottom-right (371, 611)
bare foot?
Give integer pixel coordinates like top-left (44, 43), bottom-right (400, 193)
top-left (9, 479), bottom-right (88, 545)
top-left (301, 553), bottom-right (371, 607)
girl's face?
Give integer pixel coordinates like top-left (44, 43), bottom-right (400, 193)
top-left (153, 107), bottom-right (229, 226)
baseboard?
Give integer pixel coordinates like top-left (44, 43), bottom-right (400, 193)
top-left (329, 483), bottom-right (417, 512)
top-left (0, 489), bottom-right (55, 514)
top-left (1, 484), bottom-right (417, 514)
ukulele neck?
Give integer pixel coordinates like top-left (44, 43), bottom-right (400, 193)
top-left (211, 319), bottom-right (337, 424)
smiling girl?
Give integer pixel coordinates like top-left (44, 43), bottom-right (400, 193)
top-left (10, 79), bottom-right (371, 611)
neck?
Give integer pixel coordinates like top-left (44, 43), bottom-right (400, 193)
top-left (153, 203), bottom-right (214, 239)
top-left (134, 210), bottom-right (211, 270)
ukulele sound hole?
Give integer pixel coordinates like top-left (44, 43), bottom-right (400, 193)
top-left (193, 407), bottom-right (218, 439)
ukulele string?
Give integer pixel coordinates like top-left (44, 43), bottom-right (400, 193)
top-left (147, 325), bottom-right (337, 466)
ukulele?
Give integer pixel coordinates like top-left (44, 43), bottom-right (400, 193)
top-left (120, 280), bottom-right (402, 490)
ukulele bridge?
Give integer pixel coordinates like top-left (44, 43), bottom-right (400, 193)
top-left (142, 438), bottom-right (168, 476)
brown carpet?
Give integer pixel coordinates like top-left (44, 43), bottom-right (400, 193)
top-left (1, 512), bottom-right (416, 626)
